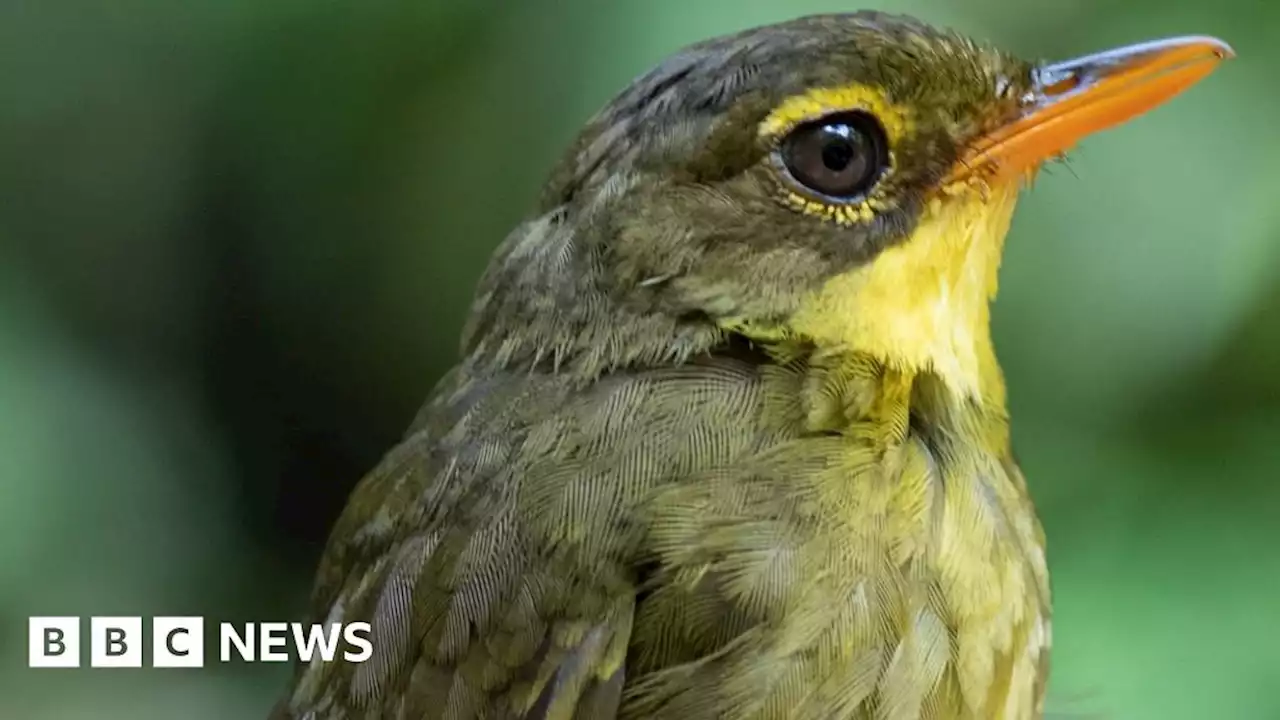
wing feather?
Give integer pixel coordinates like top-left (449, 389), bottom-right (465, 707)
top-left (276, 356), bottom-right (773, 719)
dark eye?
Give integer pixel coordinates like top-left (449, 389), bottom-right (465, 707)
top-left (779, 112), bottom-right (888, 200)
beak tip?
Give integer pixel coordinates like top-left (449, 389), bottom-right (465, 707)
top-left (1196, 35), bottom-right (1236, 60)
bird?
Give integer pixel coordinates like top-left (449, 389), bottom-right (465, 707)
top-left (270, 12), bottom-right (1232, 720)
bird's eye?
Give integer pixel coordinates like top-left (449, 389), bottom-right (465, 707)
top-left (778, 112), bottom-right (888, 200)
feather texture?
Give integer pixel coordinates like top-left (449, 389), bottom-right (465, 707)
top-left (271, 12), bottom-right (1056, 719)
top-left (276, 346), bottom-right (1049, 720)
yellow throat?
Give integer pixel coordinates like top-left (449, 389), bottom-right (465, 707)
top-left (788, 181), bottom-right (1019, 403)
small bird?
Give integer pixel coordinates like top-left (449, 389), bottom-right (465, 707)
top-left (272, 13), bottom-right (1231, 720)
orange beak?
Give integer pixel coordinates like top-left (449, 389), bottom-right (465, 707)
top-left (953, 35), bottom-right (1234, 183)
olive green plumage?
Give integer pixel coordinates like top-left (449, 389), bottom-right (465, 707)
top-left (273, 12), bottom-right (1051, 720)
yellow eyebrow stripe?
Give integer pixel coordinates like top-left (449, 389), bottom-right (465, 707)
top-left (758, 84), bottom-right (915, 143)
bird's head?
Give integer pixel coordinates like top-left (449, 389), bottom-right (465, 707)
top-left (465, 12), bottom-right (1230, 400)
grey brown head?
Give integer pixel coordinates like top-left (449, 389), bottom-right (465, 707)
top-left (459, 12), bottom-right (1230, 396)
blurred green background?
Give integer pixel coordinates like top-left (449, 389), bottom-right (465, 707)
top-left (1, 0), bottom-right (1276, 718)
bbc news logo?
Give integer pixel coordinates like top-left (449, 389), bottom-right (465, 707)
top-left (28, 617), bottom-right (372, 668)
